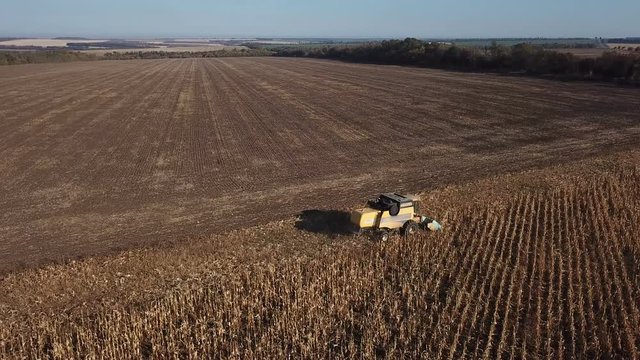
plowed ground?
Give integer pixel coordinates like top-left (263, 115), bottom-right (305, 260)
top-left (1, 58), bottom-right (639, 272)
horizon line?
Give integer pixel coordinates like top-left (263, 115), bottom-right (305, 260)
top-left (2, 35), bottom-right (639, 40)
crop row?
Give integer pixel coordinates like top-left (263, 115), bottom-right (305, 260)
top-left (2, 167), bottom-right (638, 358)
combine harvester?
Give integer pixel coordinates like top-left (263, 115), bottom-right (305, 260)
top-left (350, 193), bottom-right (442, 241)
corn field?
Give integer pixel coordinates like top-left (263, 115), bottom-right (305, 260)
top-left (1, 167), bottom-right (639, 359)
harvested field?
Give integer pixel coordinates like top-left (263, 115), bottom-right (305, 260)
top-left (81, 45), bottom-right (247, 55)
top-left (0, 38), bottom-right (107, 47)
top-left (1, 58), bottom-right (640, 272)
top-left (558, 48), bottom-right (610, 58)
top-left (1, 154), bottom-right (639, 358)
top-left (608, 43), bottom-right (640, 49)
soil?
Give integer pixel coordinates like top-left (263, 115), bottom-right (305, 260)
top-left (1, 57), bottom-right (639, 272)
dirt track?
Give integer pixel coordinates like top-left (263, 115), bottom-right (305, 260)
top-left (1, 58), bottom-right (639, 272)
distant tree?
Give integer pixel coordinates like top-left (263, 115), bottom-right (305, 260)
top-left (544, 51), bottom-right (577, 74)
top-left (272, 39), bottom-right (640, 84)
top-left (511, 43), bottom-right (537, 71)
top-left (442, 46), bottom-right (462, 67)
top-left (489, 41), bottom-right (511, 68)
top-left (578, 58), bottom-right (596, 77)
top-left (593, 53), bottom-right (636, 79)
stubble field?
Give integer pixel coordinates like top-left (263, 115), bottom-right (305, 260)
top-left (1, 57), bottom-right (640, 273)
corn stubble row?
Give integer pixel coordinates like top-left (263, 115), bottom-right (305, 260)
top-left (2, 168), bottom-right (639, 359)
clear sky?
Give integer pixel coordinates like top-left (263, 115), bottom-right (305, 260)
top-left (1, 0), bottom-right (638, 39)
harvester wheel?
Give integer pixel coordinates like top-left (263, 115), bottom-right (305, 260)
top-left (379, 230), bottom-right (390, 242)
top-left (403, 221), bottom-right (419, 238)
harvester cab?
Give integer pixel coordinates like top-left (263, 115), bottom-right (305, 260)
top-left (350, 193), bottom-right (441, 241)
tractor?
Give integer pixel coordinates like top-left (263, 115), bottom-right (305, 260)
top-left (350, 193), bottom-right (441, 241)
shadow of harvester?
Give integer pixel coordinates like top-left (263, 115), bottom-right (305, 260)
top-left (294, 210), bottom-right (353, 237)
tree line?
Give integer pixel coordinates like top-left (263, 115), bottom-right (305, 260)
top-left (0, 48), bottom-right (272, 65)
top-left (102, 48), bottom-right (273, 60)
top-left (0, 51), bottom-right (96, 65)
top-left (274, 38), bottom-right (640, 84)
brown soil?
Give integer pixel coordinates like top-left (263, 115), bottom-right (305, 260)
top-left (1, 58), bottom-right (639, 273)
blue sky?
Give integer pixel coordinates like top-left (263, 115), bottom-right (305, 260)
top-left (1, 0), bottom-right (638, 38)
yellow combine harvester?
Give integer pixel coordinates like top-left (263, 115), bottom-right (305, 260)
top-left (350, 193), bottom-right (441, 241)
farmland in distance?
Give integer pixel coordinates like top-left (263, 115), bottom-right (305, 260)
top-left (1, 58), bottom-right (640, 271)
